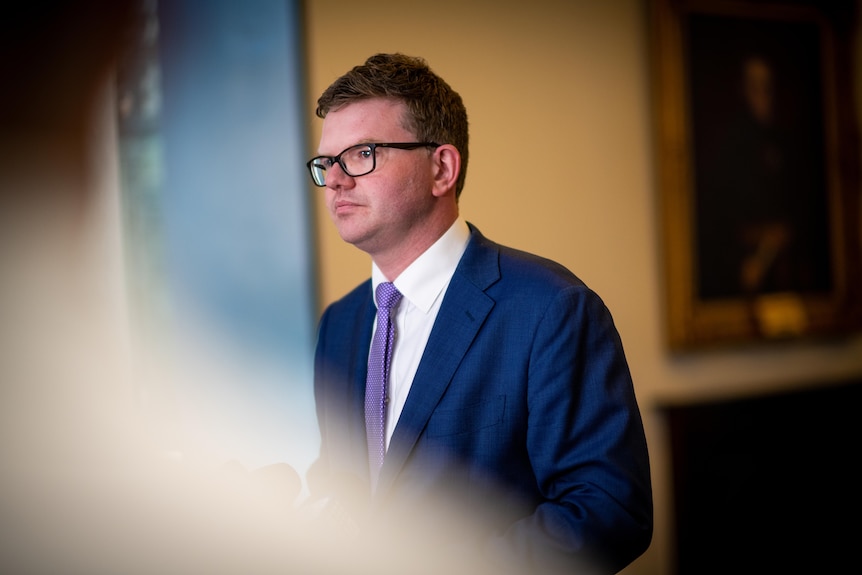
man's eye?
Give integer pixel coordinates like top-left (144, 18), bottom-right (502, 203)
top-left (348, 147), bottom-right (372, 161)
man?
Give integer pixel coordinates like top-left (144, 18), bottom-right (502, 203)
top-left (308, 53), bottom-right (652, 574)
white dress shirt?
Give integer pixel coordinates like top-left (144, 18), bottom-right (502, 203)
top-left (370, 219), bottom-right (471, 448)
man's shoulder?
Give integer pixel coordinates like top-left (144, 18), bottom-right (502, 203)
top-left (465, 226), bottom-right (587, 292)
top-left (323, 279), bottom-right (372, 316)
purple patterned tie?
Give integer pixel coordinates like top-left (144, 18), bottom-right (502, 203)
top-left (365, 282), bottom-right (402, 490)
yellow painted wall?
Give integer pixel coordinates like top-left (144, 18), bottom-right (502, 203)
top-left (303, 1), bottom-right (862, 573)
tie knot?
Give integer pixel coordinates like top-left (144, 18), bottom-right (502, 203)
top-left (375, 282), bottom-right (402, 311)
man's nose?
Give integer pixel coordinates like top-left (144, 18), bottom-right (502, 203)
top-left (326, 161), bottom-right (354, 189)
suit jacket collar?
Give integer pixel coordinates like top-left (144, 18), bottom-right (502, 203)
top-left (376, 223), bottom-right (501, 495)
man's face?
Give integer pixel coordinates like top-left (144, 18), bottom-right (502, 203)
top-left (317, 98), bottom-right (437, 258)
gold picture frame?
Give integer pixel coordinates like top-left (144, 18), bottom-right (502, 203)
top-left (649, 0), bottom-right (862, 351)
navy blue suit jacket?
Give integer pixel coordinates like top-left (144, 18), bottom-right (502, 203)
top-left (312, 225), bottom-right (652, 573)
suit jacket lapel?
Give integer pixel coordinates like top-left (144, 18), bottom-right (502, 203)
top-left (334, 283), bottom-right (375, 488)
top-left (351, 287), bottom-right (376, 436)
top-left (377, 226), bottom-right (500, 494)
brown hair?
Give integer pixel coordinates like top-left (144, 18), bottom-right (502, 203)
top-left (316, 53), bottom-right (469, 198)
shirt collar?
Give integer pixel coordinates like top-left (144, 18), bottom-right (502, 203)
top-left (371, 218), bottom-right (471, 313)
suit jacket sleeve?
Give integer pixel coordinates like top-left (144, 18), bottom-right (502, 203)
top-left (483, 283), bottom-right (652, 574)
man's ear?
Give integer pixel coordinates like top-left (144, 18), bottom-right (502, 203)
top-left (430, 144), bottom-right (461, 198)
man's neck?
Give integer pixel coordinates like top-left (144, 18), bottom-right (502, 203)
top-left (372, 213), bottom-right (459, 281)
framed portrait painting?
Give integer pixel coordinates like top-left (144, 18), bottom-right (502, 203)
top-left (649, 0), bottom-right (862, 350)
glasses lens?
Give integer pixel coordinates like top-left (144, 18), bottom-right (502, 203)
top-left (308, 160), bottom-right (326, 186)
top-left (341, 144), bottom-right (375, 178)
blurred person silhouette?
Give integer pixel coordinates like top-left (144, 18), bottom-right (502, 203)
top-left (307, 53), bottom-right (653, 574)
top-left (0, 0), bottom-right (140, 478)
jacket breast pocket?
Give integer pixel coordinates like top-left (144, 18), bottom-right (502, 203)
top-left (425, 395), bottom-right (506, 438)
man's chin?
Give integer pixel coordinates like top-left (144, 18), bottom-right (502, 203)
top-left (334, 226), bottom-right (371, 251)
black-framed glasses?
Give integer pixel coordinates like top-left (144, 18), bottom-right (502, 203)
top-left (306, 142), bottom-right (439, 187)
